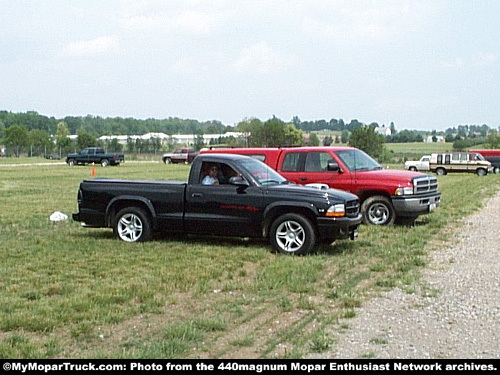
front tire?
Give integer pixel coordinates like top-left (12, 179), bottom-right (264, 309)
top-left (476, 168), bottom-right (487, 176)
top-left (270, 213), bottom-right (316, 255)
top-left (113, 207), bottom-right (152, 242)
top-left (101, 159), bottom-right (109, 167)
top-left (361, 196), bottom-right (396, 225)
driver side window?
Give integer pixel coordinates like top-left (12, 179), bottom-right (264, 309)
top-left (199, 162), bottom-right (238, 185)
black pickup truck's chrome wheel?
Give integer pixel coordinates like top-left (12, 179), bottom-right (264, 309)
top-left (114, 207), bottom-right (151, 242)
top-left (270, 214), bottom-right (316, 255)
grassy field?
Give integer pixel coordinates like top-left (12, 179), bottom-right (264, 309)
top-left (385, 142), bottom-right (453, 155)
top-left (1, 159), bottom-right (499, 358)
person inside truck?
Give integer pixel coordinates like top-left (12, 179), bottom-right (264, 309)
top-left (202, 163), bottom-right (220, 185)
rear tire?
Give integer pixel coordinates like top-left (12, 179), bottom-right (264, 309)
top-left (436, 167), bottom-right (446, 176)
top-left (67, 159), bottom-right (75, 166)
top-left (101, 159), bottom-right (109, 167)
top-left (113, 207), bottom-right (152, 242)
top-left (270, 213), bottom-right (316, 255)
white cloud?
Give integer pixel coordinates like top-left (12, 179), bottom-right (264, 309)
top-left (170, 58), bottom-right (207, 74)
top-left (441, 53), bottom-right (498, 70)
top-left (231, 42), bottom-right (295, 74)
top-left (302, 1), bottom-right (433, 43)
top-left (63, 36), bottom-right (118, 56)
top-left (120, 9), bottom-right (222, 35)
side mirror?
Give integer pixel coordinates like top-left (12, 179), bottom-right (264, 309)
top-left (327, 162), bottom-right (341, 173)
top-left (229, 176), bottom-right (250, 186)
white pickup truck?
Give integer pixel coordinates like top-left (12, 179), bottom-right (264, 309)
top-left (405, 155), bottom-right (431, 172)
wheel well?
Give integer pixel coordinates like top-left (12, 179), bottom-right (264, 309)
top-left (106, 200), bottom-right (154, 228)
top-left (263, 206), bottom-right (317, 237)
top-left (356, 190), bottom-right (391, 204)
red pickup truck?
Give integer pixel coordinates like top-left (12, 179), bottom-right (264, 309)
top-left (162, 148), bottom-right (198, 164)
top-left (201, 147), bottom-right (441, 225)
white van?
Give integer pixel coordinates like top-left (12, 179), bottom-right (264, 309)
top-left (429, 152), bottom-right (491, 176)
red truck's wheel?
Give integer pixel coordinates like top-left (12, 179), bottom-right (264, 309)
top-left (270, 213), bottom-right (316, 255)
top-left (114, 207), bottom-right (152, 242)
top-left (361, 196), bottom-right (395, 225)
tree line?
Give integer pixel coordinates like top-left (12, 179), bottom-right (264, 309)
top-left (1, 110), bottom-right (498, 159)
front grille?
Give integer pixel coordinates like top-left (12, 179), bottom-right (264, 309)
top-left (413, 175), bottom-right (439, 194)
top-left (346, 199), bottom-right (360, 218)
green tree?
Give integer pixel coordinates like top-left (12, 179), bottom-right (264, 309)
top-left (55, 121), bottom-right (73, 154)
top-left (453, 138), bottom-right (467, 151)
top-left (0, 119), bottom-right (5, 140)
top-left (237, 117), bottom-right (302, 147)
top-left (308, 132), bottom-right (320, 146)
top-left (4, 125), bottom-right (29, 157)
top-left (28, 129), bottom-right (53, 156)
top-left (340, 130), bottom-right (349, 143)
top-left (76, 129), bottom-right (96, 150)
top-left (485, 130), bottom-right (500, 149)
top-left (348, 125), bottom-right (386, 159)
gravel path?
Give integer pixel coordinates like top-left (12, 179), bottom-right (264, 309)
top-left (323, 188), bottom-right (500, 359)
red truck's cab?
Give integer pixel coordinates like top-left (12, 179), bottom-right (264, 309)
top-left (201, 147), bottom-right (441, 225)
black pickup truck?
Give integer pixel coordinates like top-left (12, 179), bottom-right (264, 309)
top-left (72, 154), bottom-right (362, 255)
top-left (66, 147), bottom-right (124, 167)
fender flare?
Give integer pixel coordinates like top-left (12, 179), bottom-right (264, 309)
top-left (105, 196), bottom-right (157, 227)
top-left (262, 201), bottom-right (319, 236)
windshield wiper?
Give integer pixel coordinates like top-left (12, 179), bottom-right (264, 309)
top-left (260, 179), bottom-right (282, 185)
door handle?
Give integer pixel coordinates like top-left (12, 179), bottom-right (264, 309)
top-left (300, 177), bottom-right (307, 182)
top-left (191, 193), bottom-right (203, 198)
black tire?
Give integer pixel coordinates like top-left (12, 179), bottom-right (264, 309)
top-left (67, 159), bottom-right (75, 166)
top-left (436, 167), bottom-right (446, 176)
top-left (361, 196), bottom-right (396, 225)
top-left (113, 207), bottom-right (152, 242)
top-left (476, 168), bottom-right (487, 176)
top-left (409, 166), bottom-right (417, 171)
top-left (494, 167), bottom-right (500, 174)
top-left (269, 213), bottom-right (316, 255)
top-left (101, 159), bottom-right (109, 167)
top-left (164, 158), bottom-right (172, 164)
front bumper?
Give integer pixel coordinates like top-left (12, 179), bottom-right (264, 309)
top-left (391, 191), bottom-right (441, 218)
top-left (317, 214), bottom-right (362, 241)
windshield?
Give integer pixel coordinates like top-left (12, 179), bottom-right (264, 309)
top-left (335, 149), bottom-right (382, 172)
top-left (239, 158), bottom-right (288, 185)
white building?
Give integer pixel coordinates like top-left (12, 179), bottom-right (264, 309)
top-left (97, 132), bottom-right (244, 146)
top-left (425, 135), bottom-right (446, 143)
top-left (374, 126), bottom-right (392, 136)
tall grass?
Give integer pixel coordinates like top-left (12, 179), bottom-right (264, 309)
top-left (1, 159), bottom-right (499, 358)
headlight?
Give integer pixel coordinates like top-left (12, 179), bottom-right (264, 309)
top-left (326, 204), bottom-right (345, 217)
top-left (395, 186), bottom-right (414, 195)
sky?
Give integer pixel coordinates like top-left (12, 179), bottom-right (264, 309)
top-left (1, 0), bottom-right (499, 131)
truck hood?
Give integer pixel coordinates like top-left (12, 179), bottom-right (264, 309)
top-left (354, 168), bottom-right (425, 184)
top-left (267, 183), bottom-right (358, 202)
